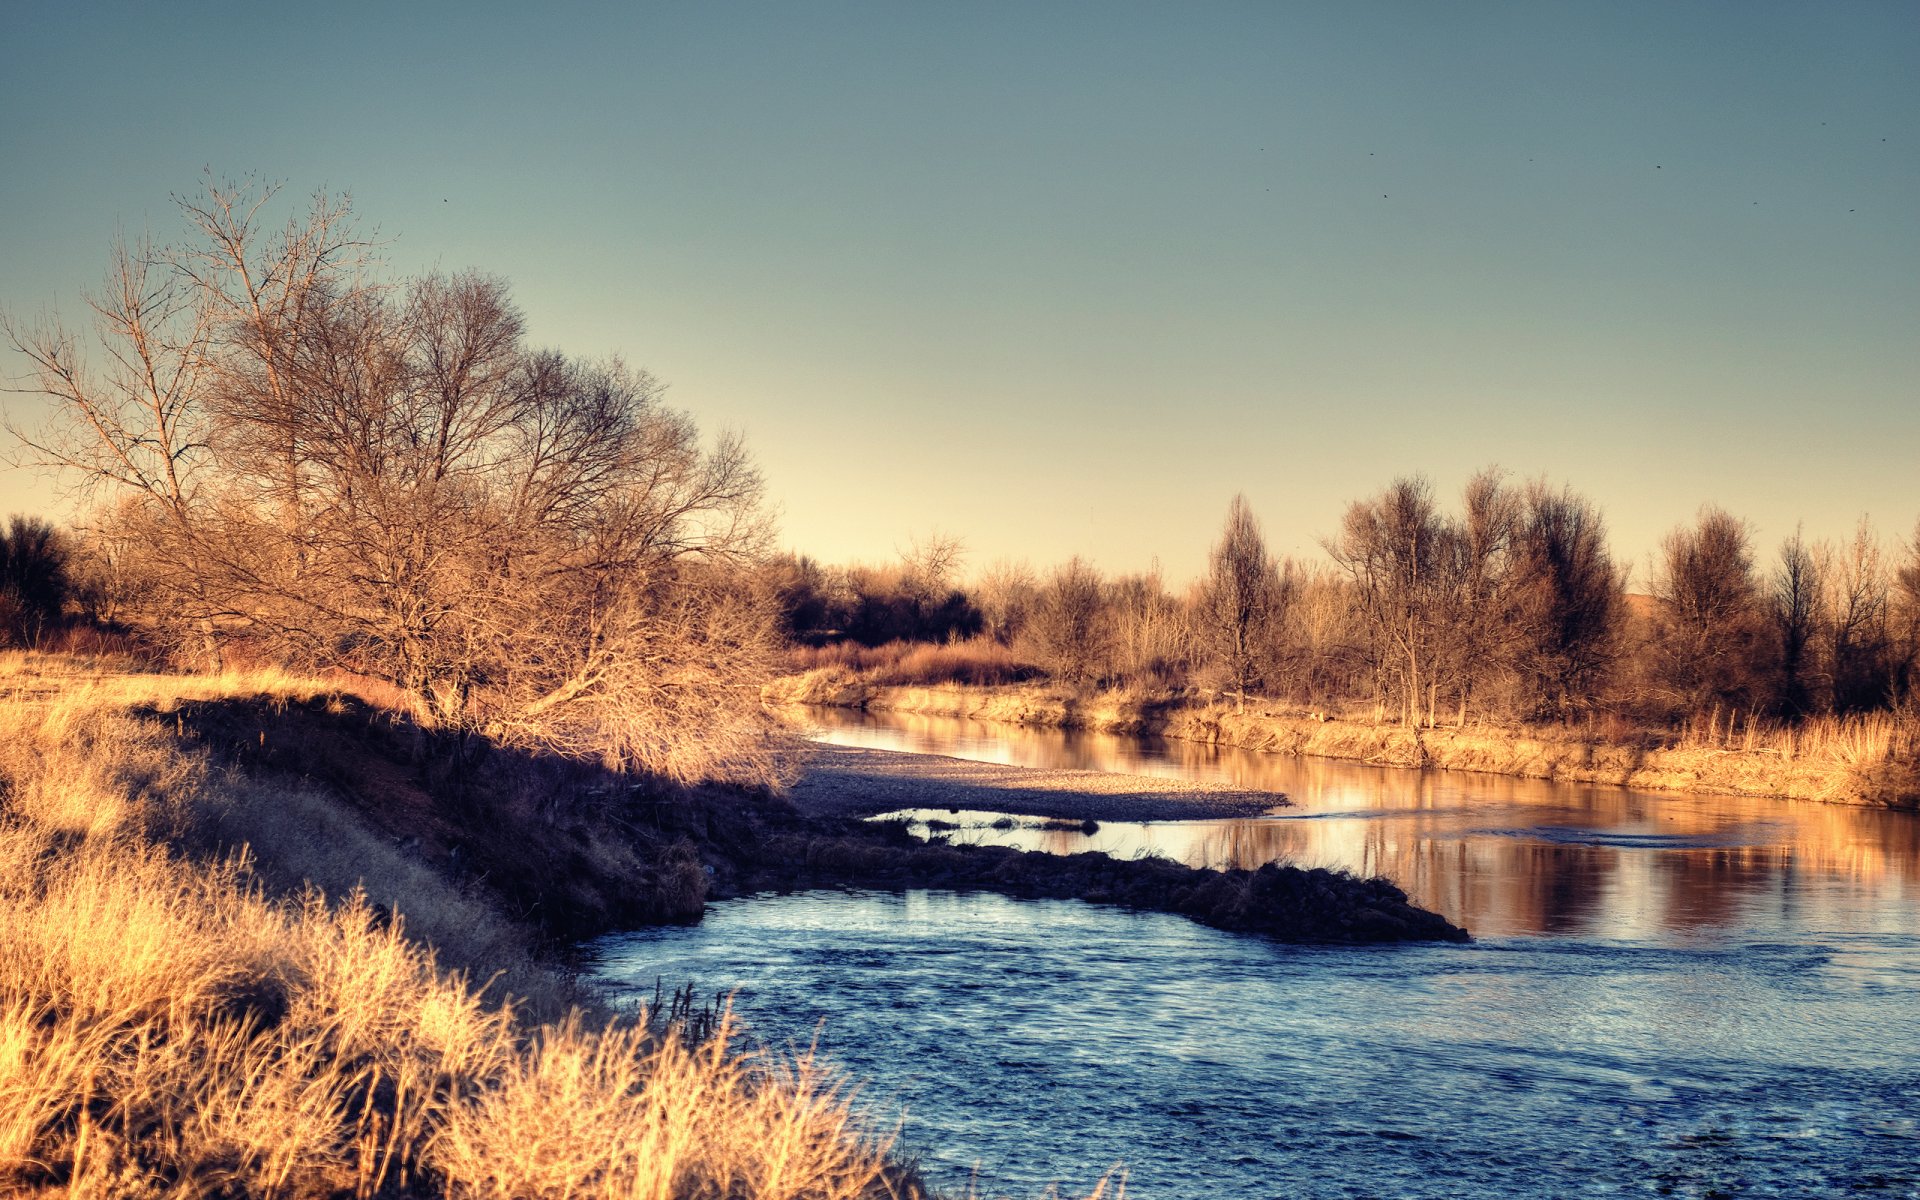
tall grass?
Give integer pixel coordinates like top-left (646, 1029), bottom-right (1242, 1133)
top-left (0, 666), bottom-right (917, 1199)
top-left (1673, 705), bottom-right (1919, 764)
top-left (787, 639), bottom-right (1038, 688)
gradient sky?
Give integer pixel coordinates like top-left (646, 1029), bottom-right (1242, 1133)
top-left (3, 2), bottom-right (1915, 585)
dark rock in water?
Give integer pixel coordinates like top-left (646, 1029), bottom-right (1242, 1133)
top-left (739, 823), bottom-right (1469, 945)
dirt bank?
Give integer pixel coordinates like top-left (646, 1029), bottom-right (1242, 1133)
top-left (165, 689), bottom-right (1460, 946)
top-left (765, 674), bottom-right (1920, 810)
top-left (789, 743), bottom-right (1287, 821)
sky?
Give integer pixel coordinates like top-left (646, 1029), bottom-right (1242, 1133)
top-left (2, 1), bottom-right (1915, 586)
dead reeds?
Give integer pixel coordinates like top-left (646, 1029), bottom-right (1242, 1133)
top-left (0, 664), bottom-right (912, 1199)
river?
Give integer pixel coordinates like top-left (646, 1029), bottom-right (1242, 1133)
top-left (587, 708), bottom-right (1920, 1198)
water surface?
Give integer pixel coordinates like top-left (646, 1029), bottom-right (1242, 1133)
top-left (589, 709), bottom-right (1920, 1198)
top-left (805, 706), bottom-right (1920, 942)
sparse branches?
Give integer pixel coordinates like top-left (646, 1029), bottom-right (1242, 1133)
top-left (1201, 494), bottom-right (1285, 702)
top-left (1021, 557), bottom-right (1109, 685)
top-left (1508, 479), bottom-right (1620, 722)
top-left (9, 180), bottom-right (779, 783)
top-left (1772, 526), bottom-right (1824, 717)
top-left (1822, 517), bottom-right (1891, 713)
top-left (899, 530), bottom-right (966, 602)
top-left (1650, 505), bottom-right (1766, 715)
top-left (1326, 476), bottom-right (1444, 725)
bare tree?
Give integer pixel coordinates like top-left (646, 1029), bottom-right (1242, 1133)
top-left (1769, 525), bottom-right (1823, 717)
top-left (1022, 557), bottom-right (1109, 685)
top-left (1649, 505), bottom-right (1766, 715)
top-left (1434, 469), bottom-right (1524, 723)
top-left (3, 235), bottom-right (226, 662)
top-left (1201, 494), bottom-right (1286, 702)
top-left (1110, 564), bottom-right (1192, 688)
top-left (1893, 519), bottom-right (1920, 707)
top-left (1508, 480), bottom-right (1620, 721)
top-left (1327, 476), bottom-right (1444, 725)
top-left (899, 530), bottom-right (966, 604)
top-left (1821, 517), bottom-right (1890, 713)
top-left (8, 181), bottom-right (779, 783)
top-left (975, 558), bottom-right (1038, 646)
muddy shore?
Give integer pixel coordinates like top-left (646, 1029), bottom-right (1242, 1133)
top-left (788, 742), bottom-right (1288, 822)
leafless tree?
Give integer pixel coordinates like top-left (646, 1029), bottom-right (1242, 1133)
top-left (3, 235), bottom-right (227, 662)
top-left (1769, 526), bottom-right (1823, 717)
top-left (898, 531), bottom-right (966, 604)
top-left (1821, 517), bottom-right (1890, 713)
top-left (1201, 495), bottom-right (1289, 702)
top-left (1650, 505), bottom-right (1766, 715)
top-left (1021, 557), bottom-right (1109, 685)
top-left (1327, 476), bottom-right (1444, 725)
top-left (1508, 479), bottom-right (1620, 721)
top-left (1109, 564), bottom-right (1192, 688)
top-left (8, 180), bottom-right (778, 783)
top-left (975, 558), bottom-right (1038, 645)
top-left (1433, 469), bottom-right (1524, 723)
top-left (1892, 520), bottom-right (1920, 708)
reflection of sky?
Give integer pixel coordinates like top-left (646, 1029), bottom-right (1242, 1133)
top-left (589, 889), bottom-right (1920, 1200)
top-left (803, 707), bottom-right (1920, 942)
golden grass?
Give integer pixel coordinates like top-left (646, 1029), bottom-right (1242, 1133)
top-left (785, 641), bottom-right (1036, 689)
top-left (0, 665), bottom-right (923, 1200)
top-left (778, 678), bottom-right (1920, 810)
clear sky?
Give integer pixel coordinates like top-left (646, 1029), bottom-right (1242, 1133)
top-left (2, 1), bottom-right (1915, 585)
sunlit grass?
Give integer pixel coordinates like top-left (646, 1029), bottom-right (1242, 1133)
top-left (0, 663), bottom-right (927, 1199)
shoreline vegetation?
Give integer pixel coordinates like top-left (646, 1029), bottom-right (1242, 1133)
top-left (1, 652), bottom-right (1462, 1198)
top-left (766, 672), bottom-right (1920, 811)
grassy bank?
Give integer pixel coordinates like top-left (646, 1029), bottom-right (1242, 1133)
top-left (766, 671), bottom-right (1920, 809)
top-left (2, 652), bottom-right (1471, 1197)
top-left (0, 655), bottom-right (916, 1199)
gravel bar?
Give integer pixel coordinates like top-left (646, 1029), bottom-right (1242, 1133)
top-left (788, 743), bottom-right (1290, 823)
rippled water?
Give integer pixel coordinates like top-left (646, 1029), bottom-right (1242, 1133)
top-left (588, 711), bottom-right (1920, 1198)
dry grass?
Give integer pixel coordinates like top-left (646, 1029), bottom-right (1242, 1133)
top-left (786, 641), bottom-right (1037, 689)
top-left (0, 663), bottom-right (922, 1200)
top-left (1674, 706), bottom-right (1920, 764)
top-left (781, 678), bottom-right (1920, 809)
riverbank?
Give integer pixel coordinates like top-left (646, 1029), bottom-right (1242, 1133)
top-left (766, 672), bottom-right (1920, 809)
top-left (791, 743), bottom-right (1286, 821)
top-left (0, 656), bottom-right (913, 1199)
top-left (0, 654), bottom-right (1465, 1196)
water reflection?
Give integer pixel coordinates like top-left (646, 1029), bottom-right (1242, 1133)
top-left (798, 706), bottom-right (1920, 941)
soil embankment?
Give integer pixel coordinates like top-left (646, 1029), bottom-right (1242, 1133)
top-left (790, 743), bottom-right (1285, 821)
top-left (164, 690), bottom-right (1462, 946)
top-left (767, 674), bottom-right (1920, 810)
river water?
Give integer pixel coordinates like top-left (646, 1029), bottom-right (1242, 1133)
top-left (588, 709), bottom-right (1920, 1198)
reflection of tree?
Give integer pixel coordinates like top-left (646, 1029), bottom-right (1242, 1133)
top-left (814, 708), bottom-right (1920, 938)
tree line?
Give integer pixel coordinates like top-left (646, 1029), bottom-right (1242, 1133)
top-left (776, 477), bottom-right (1920, 729)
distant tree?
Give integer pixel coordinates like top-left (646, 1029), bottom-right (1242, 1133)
top-left (1201, 494), bottom-right (1287, 701)
top-left (899, 531), bottom-right (966, 604)
top-left (1769, 526), bottom-right (1823, 717)
top-left (1327, 476), bottom-right (1444, 725)
top-left (1434, 469), bottom-right (1524, 723)
top-left (1110, 565), bottom-right (1192, 689)
top-left (1022, 557), bottom-right (1109, 685)
top-left (1508, 480), bottom-right (1620, 721)
top-left (1649, 506), bottom-right (1766, 716)
top-left (1892, 519), bottom-right (1920, 707)
top-left (1821, 517), bottom-right (1891, 713)
top-left (975, 559), bottom-right (1038, 646)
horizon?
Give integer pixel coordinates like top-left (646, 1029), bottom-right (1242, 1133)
top-left (2, 2), bottom-right (1914, 586)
